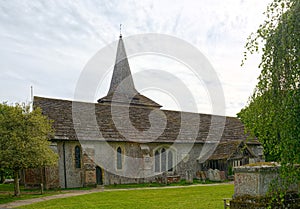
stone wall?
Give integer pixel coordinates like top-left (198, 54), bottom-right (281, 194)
top-left (230, 164), bottom-right (300, 209)
top-left (83, 151), bottom-right (96, 187)
top-left (234, 166), bottom-right (278, 197)
top-left (230, 194), bottom-right (300, 209)
top-left (233, 165), bottom-right (298, 197)
top-left (57, 141), bottom-right (84, 188)
top-left (51, 140), bottom-right (262, 188)
top-left (79, 141), bottom-right (205, 186)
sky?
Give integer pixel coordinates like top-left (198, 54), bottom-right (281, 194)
top-left (0, 0), bottom-right (272, 116)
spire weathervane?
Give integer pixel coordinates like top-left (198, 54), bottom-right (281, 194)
top-left (119, 24), bottom-right (122, 38)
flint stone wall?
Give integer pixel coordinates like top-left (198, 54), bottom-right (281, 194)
top-left (234, 166), bottom-right (278, 197)
top-left (233, 165), bottom-right (298, 198)
top-left (230, 164), bottom-right (300, 209)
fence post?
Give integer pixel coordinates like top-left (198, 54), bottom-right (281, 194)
top-left (40, 183), bottom-right (44, 195)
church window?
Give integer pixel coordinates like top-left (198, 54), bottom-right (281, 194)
top-left (154, 148), bottom-right (175, 173)
top-left (117, 147), bottom-right (122, 169)
top-left (161, 148), bottom-right (166, 172)
top-left (75, 146), bottom-right (81, 168)
top-left (155, 150), bottom-right (160, 172)
top-left (168, 151), bottom-right (173, 171)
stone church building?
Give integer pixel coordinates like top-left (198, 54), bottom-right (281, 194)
top-left (23, 35), bottom-right (263, 189)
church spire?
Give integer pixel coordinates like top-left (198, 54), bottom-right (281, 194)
top-left (107, 34), bottom-right (137, 95)
top-left (97, 33), bottom-right (161, 108)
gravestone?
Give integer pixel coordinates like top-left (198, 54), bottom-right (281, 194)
top-left (207, 169), bottom-right (222, 181)
top-left (185, 170), bottom-right (193, 183)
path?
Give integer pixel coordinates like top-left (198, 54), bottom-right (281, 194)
top-left (0, 183), bottom-right (233, 208)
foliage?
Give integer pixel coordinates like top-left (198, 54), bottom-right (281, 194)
top-left (238, 0), bottom-right (300, 205)
top-left (0, 168), bottom-right (13, 183)
top-left (239, 0), bottom-right (300, 166)
top-left (0, 103), bottom-right (57, 196)
top-left (19, 184), bottom-right (234, 209)
top-left (227, 165), bottom-right (233, 176)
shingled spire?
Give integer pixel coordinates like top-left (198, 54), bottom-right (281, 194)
top-left (107, 35), bottom-right (138, 95)
top-left (97, 35), bottom-right (161, 108)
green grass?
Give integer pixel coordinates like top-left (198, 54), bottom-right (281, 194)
top-left (0, 183), bottom-right (15, 192)
top-left (19, 184), bottom-right (234, 209)
top-left (0, 192), bottom-right (60, 205)
top-left (0, 180), bottom-right (227, 205)
top-left (0, 184), bottom-right (90, 204)
top-left (104, 179), bottom-right (226, 189)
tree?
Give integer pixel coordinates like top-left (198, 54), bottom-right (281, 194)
top-left (0, 103), bottom-right (57, 196)
top-left (0, 168), bottom-right (13, 183)
top-left (238, 0), bottom-right (300, 200)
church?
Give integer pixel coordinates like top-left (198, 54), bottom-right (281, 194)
top-left (23, 34), bottom-right (263, 189)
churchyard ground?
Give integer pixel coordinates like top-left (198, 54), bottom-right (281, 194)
top-left (0, 184), bottom-right (90, 205)
top-left (16, 184), bottom-right (234, 209)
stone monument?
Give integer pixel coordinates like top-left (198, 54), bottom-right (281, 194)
top-left (230, 163), bottom-right (299, 209)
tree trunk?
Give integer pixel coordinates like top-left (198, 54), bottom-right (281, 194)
top-left (14, 169), bottom-right (20, 197)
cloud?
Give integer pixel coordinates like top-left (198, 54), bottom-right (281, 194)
top-left (0, 0), bottom-right (272, 116)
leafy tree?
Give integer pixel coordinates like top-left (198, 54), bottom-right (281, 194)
top-left (239, 0), bottom-right (299, 163)
top-left (238, 0), bottom-right (299, 205)
top-left (0, 168), bottom-right (13, 183)
top-left (238, 0), bottom-right (299, 202)
top-left (238, 0), bottom-right (300, 201)
top-left (0, 103), bottom-right (57, 196)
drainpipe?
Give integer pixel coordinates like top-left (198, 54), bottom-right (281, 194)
top-left (63, 142), bottom-right (67, 188)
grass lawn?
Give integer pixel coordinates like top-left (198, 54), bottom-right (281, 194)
top-left (104, 179), bottom-right (228, 189)
top-left (19, 184), bottom-right (234, 209)
top-left (0, 184), bottom-right (89, 205)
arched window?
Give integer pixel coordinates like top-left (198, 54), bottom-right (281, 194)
top-left (161, 148), bottom-right (166, 172)
top-left (154, 148), bottom-right (175, 173)
top-left (168, 151), bottom-right (173, 171)
top-left (155, 150), bottom-right (160, 172)
top-left (75, 146), bottom-right (81, 168)
top-left (117, 147), bottom-right (122, 169)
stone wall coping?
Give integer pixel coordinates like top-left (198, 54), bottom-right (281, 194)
top-left (234, 164), bottom-right (280, 173)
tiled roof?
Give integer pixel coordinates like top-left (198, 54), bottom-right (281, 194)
top-left (208, 141), bottom-right (257, 160)
top-left (98, 92), bottom-right (162, 108)
top-left (34, 96), bottom-right (258, 144)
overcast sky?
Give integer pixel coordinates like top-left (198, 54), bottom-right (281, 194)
top-left (0, 0), bottom-right (272, 116)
